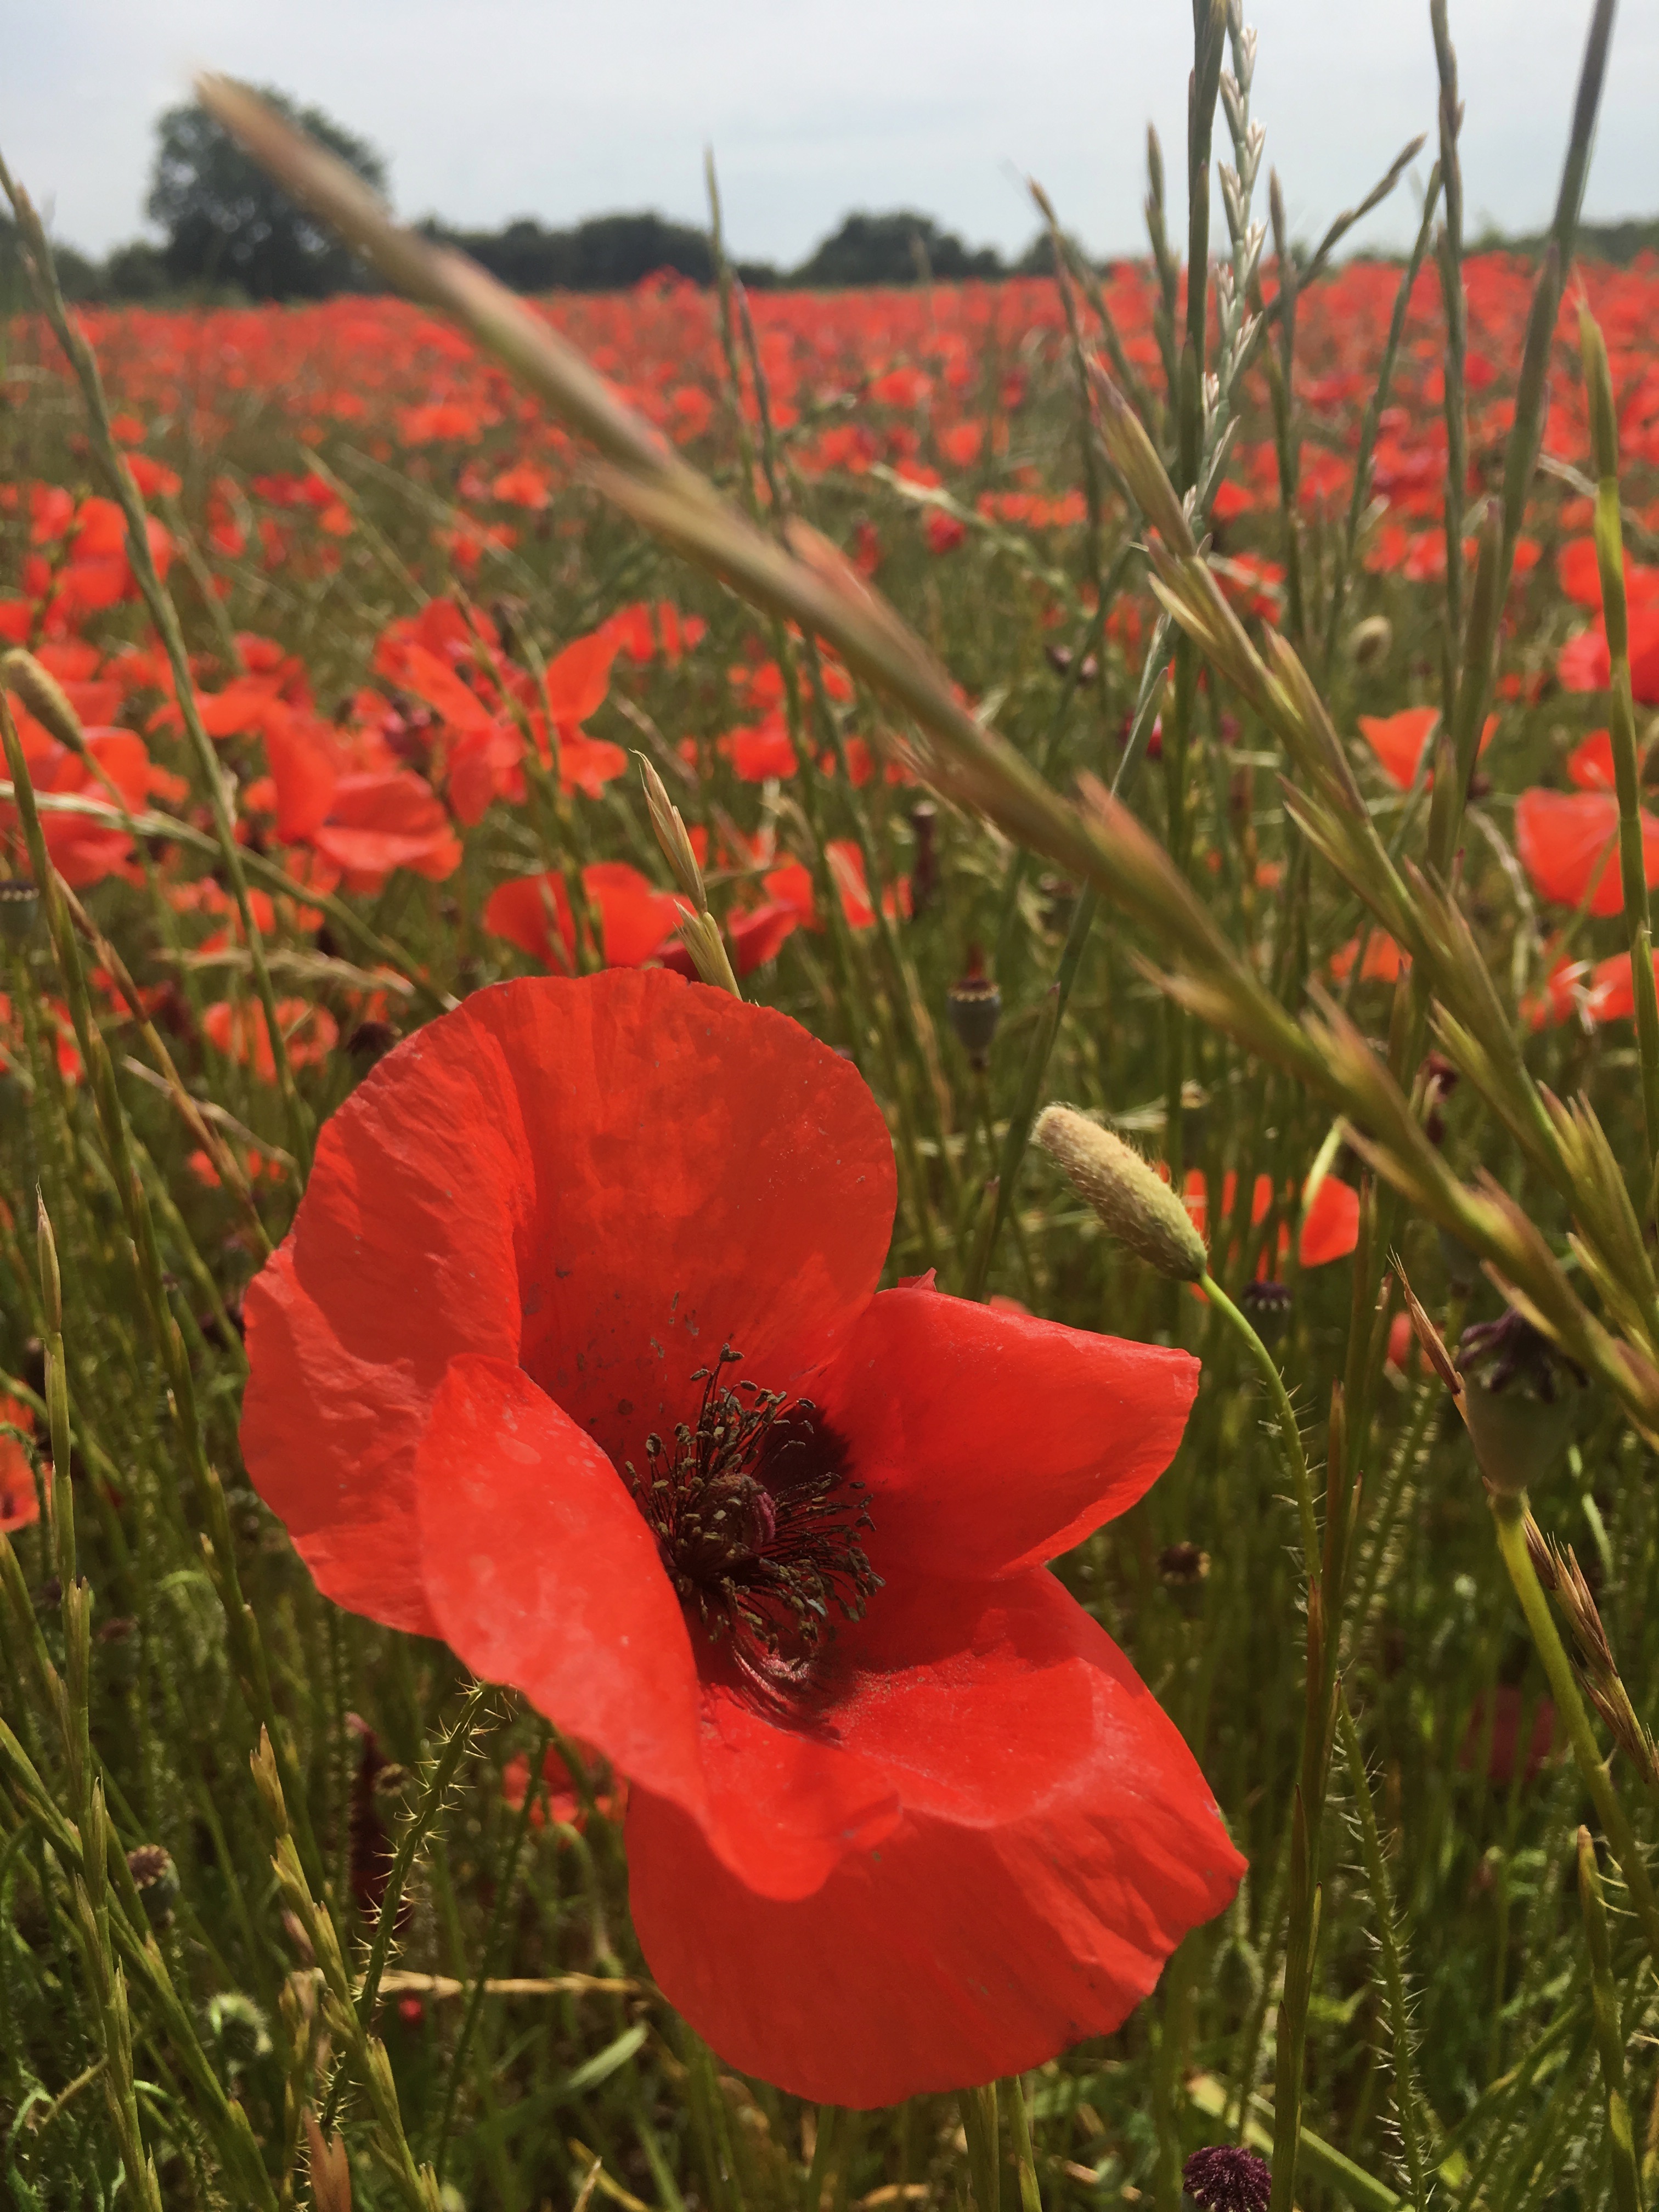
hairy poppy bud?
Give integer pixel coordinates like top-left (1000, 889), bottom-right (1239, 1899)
top-left (1035, 1105), bottom-right (1208, 1283)
top-left (4, 648), bottom-right (88, 758)
top-left (127, 1843), bottom-right (180, 1929)
top-left (1347, 613), bottom-right (1392, 668)
top-left (946, 949), bottom-right (1000, 1070)
top-left (1182, 2143), bottom-right (1271, 2210)
top-left (1457, 1310), bottom-right (1586, 1494)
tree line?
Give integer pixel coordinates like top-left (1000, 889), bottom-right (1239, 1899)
top-left (9, 87), bottom-right (1654, 310)
top-left (5, 88), bottom-right (1047, 307)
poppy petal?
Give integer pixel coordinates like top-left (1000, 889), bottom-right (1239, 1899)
top-left (413, 1354), bottom-right (708, 1815)
top-left (627, 1569), bottom-right (1244, 2106)
top-left (809, 1284), bottom-right (1198, 1581)
top-left (241, 973), bottom-right (896, 1637)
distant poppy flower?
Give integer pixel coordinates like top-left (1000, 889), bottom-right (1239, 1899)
top-left (763, 844), bottom-right (911, 934)
top-left (656, 900), bottom-right (800, 980)
top-left (1515, 788), bottom-right (1659, 916)
top-left (240, 973), bottom-right (1242, 2104)
top-left (309, 771), bottom-right (462, 893)
top-left (202, 998), bottom-right (338, 1084)
top-left (1566, 729), bottom-right (1616, 791)
top-left (484, 862), bottom-right (681, 972)
top-left (1180, 1170), bottom-right (1360, 1277)
top-left (1357, 707), bottom-right (1496, 791)
top-left (0, 1396), bottom-right (39, 1535)
top-left (1459, 1685), bottom-right (1556, 1787)
top-left (501, 1741), bottom-right (627, 1832)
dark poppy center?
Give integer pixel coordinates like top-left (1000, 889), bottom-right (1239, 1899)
top-left (624, 1345), bottom-right (881, 1706)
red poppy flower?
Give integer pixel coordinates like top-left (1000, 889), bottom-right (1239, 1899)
top-left (0, 1396), bottom-right (39, 1536)
top-left (309, 771), bottom-right (462, 893)
top-left (1515, 788), bottom-right (1659, 916)
top-left (656, 900), bottom-right (801, 980)
top-left (1357, 707), bottom-right (1496, 792)
top-left (240, 973), bottom-right (1240, 2104)
top-left (1566, 730), bottom-right (1616, 791)
top-left (485, 864), bottom-right (681, 972)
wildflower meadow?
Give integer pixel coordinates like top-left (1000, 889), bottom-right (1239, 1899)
top-left (2, 3), bottom-right (1658, 2207)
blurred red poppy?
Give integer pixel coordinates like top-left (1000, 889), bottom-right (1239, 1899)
top-left (0, 1396), bottom-right (39, 1536)
top-left (240, 973), bottom-right (1241, 2104)
top-left (1515, 788), bottom-right (1659, 916)
top-left (484, 862), bottom-right (680, 972)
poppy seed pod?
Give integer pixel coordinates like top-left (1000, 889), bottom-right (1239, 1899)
top-left (0, 878), bottom-right (40, 945)
top-left (1239, 1277), bottom-right (1293, 1338)
top-left (1035, 1106), bottom-right (1208, 1284)
top-left (946, 949), bottom-right (1001, 1070)
top-left (1457, 1310), bottom-right (1587, 1494)
top-left (1182, 2143), bottom-right (1271, 2210)
top-left (908, 802), bottom-right (938, 917)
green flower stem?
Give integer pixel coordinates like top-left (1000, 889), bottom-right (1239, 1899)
top-left (1578, 1826), bottom-right (1645, 2212)
top-left (1338, 1694), bottom-right (1434, 2210)
top-left (0, 695), bottom-right (328, 1903)
top-left (1200, 1271), bottom-right (1317, 1566)
top-left (1003, 2075), bottom-right (1043, 2212)
top-left (1491, 1490), bottom-right (1659, 1978)
top-left (1581, 304), bottom-right (1659, 1191)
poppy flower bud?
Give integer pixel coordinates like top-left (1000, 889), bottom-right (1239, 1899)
top-left (127, 1843), bottom-right (180, 1929)
top-left (3, 648), bottom-right (88, 758)
top-left (1347, 613), bottom-right (1392, 668)
top-left (1182, 2144), bottom-right (1271, 2211)
top-left (1420, 1051), bottom-right (1459, 1149)
top-left (1457, 1310), bottom-right (1587, 1494)
top-left (946, 949), bottom-right (1001, 1070)
top-left (1159, 1541), bottom-right (1209, 1587)
top-left (347, 1019), bottom-right (397, 1064)
top-left (1035, 1105), bottom-right (1208, 1284)
top-left (0, 877), bottom-right (40, 945)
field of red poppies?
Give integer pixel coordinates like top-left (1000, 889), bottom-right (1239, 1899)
top-left (4, 19), bottom-right (1659, 2211)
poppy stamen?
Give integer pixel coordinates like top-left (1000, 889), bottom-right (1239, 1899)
top-left (625, 1344), bottom-right (881, 1706)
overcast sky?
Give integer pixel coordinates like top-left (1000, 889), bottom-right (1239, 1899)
top-left (5, 1), bottom-right (1653, 268)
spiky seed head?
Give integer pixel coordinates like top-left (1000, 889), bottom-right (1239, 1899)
top-left (1035, 1105), bottom-right (1207, 1283)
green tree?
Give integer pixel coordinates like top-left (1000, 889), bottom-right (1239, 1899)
top-left (146, 88), bottom-right (386, 299)
top-left (792, 211), bottom-right (1003, 288)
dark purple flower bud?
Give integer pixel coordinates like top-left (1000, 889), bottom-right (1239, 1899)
top-left (1182, 2143), bottom-right (1271, 2211)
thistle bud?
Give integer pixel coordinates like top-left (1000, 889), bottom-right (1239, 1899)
top-left (1182, 2144), bottom-right (1271, 2210)
top-left (1457, 1310), bottom-right (1586, 1494)
top-left (1035, 1105), bottom-right (1208, 1283)
top-left (946, 949), bottom-right (1001, 1070)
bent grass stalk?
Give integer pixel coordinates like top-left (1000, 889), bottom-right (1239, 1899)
top-left (1490, 1490), bottom-right (1659, 1978)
